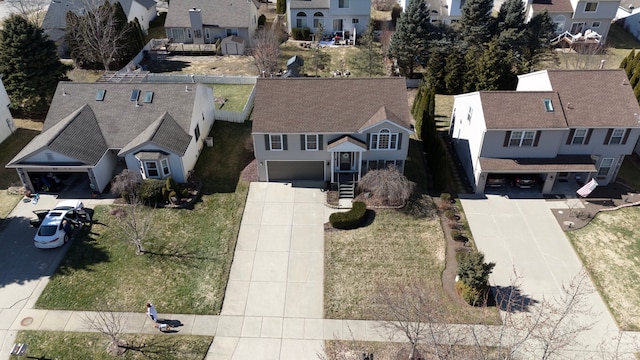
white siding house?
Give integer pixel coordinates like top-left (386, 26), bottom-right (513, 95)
top-left (0, 77), bottom-right (16, 145)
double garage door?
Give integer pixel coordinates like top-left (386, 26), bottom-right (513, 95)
top-left (267, 161), bottom-right (324, 181)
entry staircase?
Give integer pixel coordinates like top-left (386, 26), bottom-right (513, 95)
top-left (338, 173), bottom-right (357, 199)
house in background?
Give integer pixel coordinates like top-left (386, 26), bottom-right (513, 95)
top-left (616, 0), bottom-right (640, 40)
top-left (286, 0), bottom-right (370, 38)
top-left (164, 0), bottom-right (259, 53)
top-left (450, 69), bottom-right (640, 194)
top-left (0, 76), bottom-right (16, 145)
top-left (42, 0), bottom-right (157, 56)
top-left (524, 0), bottom-right (620, 42)
top-left (6, 82), bottom-right (214, 194)
top-left (252, 77), bottom-right (412, 195)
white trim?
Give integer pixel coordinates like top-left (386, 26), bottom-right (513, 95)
top-left (270, 134), bottom-right (284, 151)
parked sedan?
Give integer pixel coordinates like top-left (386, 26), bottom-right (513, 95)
top-left (514, 174), bottom-right (537, 189)
top-left (486, 175), bottom-right (508, 187)
top-left (33, 200), bottom-right (91, 249)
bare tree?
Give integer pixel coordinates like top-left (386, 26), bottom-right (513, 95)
top-left (111, 199), bottom-right (153, 255)
top-left (357, 166), bottom-right (415, 206)
top-left (379, 22), bottom-right (394, 75)
top-left (83, 302), bottom-right (128, 356)
top-left (252, 21), bottom-right (285, 76)
top-left (4, 0), bottom-right (49, 25)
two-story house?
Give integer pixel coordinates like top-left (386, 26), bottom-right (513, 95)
top-left (524, 0), bottom-right (620, 41)
top-left (252, 78), bottom-right (412, 186)
top-left (164, 0), bottom-right (259, 51)
top-left (450, 69), bottom-right (640, 194)
top-left (0, 76), bottom-right (16, 145)
top-left (286, 0), bottom-right (370, 37)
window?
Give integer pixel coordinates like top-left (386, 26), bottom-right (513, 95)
top-left (193, 29), bottom-right (201, 38)
top-left (338, 0), bottom-right (349, 8)
top-left (95, 89), bottom-right (106, 101)
top-left (370, 129), bottom-right (399, 150)
top-left (130, 89), bottom-right (140, 102)
top-left (571, 128), bottom-right (588, 145)
top-left (467, 107), bottom-right (473, 122)
top-left (543, 99), bottom-right (554, 112)
top-left (570, 22), bottom-right (585, 34)
top-left (333, 19), bottom-right (343, 31)
top-left (170, 28), bottom-right (185, 42)
top-left (305, 135), bottom-right (318, 150)
top-left (553, 15), bottom-right (566, 33)
top-left (597, 157), bottom-right (614, 177)
top-left (585, 2), bottom-right (597, 11)
top-left (161, 158), bottom-right (170, 177)
top-left (145, 161), bottom-right (159, 178)
top-left (205, 28), bottom-right (211, 39)
top-left (509, 131), bottom-right (536, 147)
top-left (608, 128), bottom-right (625, 144)
top-left (143, 91), bottom-right (154, 103)
top-left (226, 28), bottom-right (239, 37)
top-left (270, 134), bottom-right (283, 150)
top-left (592, 21), bottom-right (600, 28)
top-left (313, 12), bottom-right (323, 29)
top-left (352, 18), bottom-right (359, 24)
top-left (187, 29), bottom-right (192, 39)
top-left (195, 124), bottom-right (200, 142)
top-left (296, 12), bottom-right (307, 28)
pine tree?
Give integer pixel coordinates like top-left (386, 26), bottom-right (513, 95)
top-left (459, 0), bottom-right (494, 47)
top-left (0, 15), bottom-right (71, 115)
top-left (521, 10), bottom-right (555, 72)
top-left (475, 38), bottom-right (516, 90)
top-left (425, 48), bottom-right (446, 93)
top-left (495, 0), bottom-right (526, 55)
top-left (625, 49), bottom-right (636, 77)
top-left (350, 19), bottom-right (383, 77)
top-left (463, 46), bottom-right (481, 92)
top-left (444, 48), bottom-right (464, 94)
top-left (276, 0), bottom-right (285, 14)
top-left (388, 0), bottom-right (432, 76)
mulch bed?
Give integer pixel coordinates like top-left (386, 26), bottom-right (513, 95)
top-left (546, 182), bottom-right (640, 231)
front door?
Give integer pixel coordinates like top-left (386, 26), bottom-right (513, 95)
top-left (340, 152), bottom-right (351, 171)
top-left (570, 22), bottom-right (585, 34)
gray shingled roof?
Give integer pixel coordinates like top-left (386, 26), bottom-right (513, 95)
top-left (119, 112), bottom-right (192, 156)
top-left (546, 69), bottom-right (640, 128)
top-left (290, 0), bottom-right (329, 9)
top-left (252, 78), bottom-right (412, 133)
top-left (479, 91), bottom-right (567, 130)
top-left (9, 105), bottom-right (108, 165)
top-left (531, 0), bottom-right (573, 13)
top-left (479, 155), bottom-right (597, 172)
top-left (9, 82), bottom-right (201, 166)
top-left (165, 0), bottom-right (259, 28)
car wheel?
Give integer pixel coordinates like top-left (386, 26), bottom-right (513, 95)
top-left (64, 233), bottom-right (69, 243)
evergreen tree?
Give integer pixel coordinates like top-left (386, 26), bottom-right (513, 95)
top-left (276, 0), bottom-right (285, 14)
top-left (475, 39), bottom-right (516, 90)
top-left (425, 48), bottom-right (446, 93)
top-left (388, 0), bottom-right (432, 76)
top-left (463, 46), bottom-right (482, 92)
top-left (521, 10), bottom-right (555, 72)
top-left (459, 0), bottom-right (494, 47)
top-left (0, 15), bottom-right (70, 115)
top-left (444, 48), bottom-right (464, 94)
top-left (457, 251), bottom-right (495, 290)
top-left (622, 49), bottom-right (636, 77)
top-left (495, 0), bottom-right (526, 55)
top-left (350, 19), bottom-right (383, 77)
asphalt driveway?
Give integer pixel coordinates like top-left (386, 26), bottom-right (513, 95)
top-left (460, 194), bottom-right (620, 353)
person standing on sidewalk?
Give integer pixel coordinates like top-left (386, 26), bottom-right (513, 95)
top-left (146, 303), bottom-right (159, 323)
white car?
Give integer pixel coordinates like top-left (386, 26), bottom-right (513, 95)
top-left (33, 200), bottom-right (91, 249)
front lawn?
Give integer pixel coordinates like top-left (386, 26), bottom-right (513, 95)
top-left (324, 140), bottom-right (500, 324)
top-left (12, 331), bottom-right (211, 360)
top-left (567, 206), bottom-right (640, 330)
top-left (36, 121), bottom-right (252, 314)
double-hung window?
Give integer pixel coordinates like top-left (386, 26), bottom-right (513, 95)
top-left (338, 0), bottom-right (349, 8)
top-left (144, 161), bottom-right (159, 178)
top-left (270, 134), bottom-right (283, 151)
top-left (609, 128), bottom-right (625, 145)
top-left (597, 157), bottom-right (614, 177)
top-left (509, 131), bottom-right (536, 147)
top-left (305, 135), bottom-right (318, 150)
top-left (572, 128), bottom-right (588, 145)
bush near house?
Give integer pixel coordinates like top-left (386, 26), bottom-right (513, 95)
top-left (456, 251), bottom-right (495, 306)
top-left (329, 201), bottom-right (367, 229)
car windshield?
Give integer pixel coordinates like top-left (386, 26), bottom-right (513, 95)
top-left (38, 225), bottom-right (58, 236)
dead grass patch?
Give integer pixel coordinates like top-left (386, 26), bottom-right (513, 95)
top-left (0, 190), bottom-right (20, 221)
top-left (567, 207), bottom-right (640, 330)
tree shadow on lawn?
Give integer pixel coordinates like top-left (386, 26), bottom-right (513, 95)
top-left (54, 210), bottom-right (109, 276)
top-left (140, 59), bottom-right (191, 73)
top-left (121, 336), bottom-right (185, 358)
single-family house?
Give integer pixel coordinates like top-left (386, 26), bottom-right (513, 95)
top-left (0, 76), bottom-right (16, 145)
top-left (616, 0), bottom-right (640, 40)
top-left (252, 77), bottom-right (412, 186)
top-left (449, 69), bottom-right (640, 194)
top-left (286, 0), bottom-right (370, 38)
top-left (524, 0), bottom-right (620, 41)
top-left (164, 0), bottom-right (260, 51)
top-left (6, 82), bottom-right (214, 194)
top-left (42, 0), bottom-right (157, 56)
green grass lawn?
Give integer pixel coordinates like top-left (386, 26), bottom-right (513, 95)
top-left (567, 206), bottom-right (640, 330)
top-left (324, 140), bottom-right (500, 324)
top-left (36, 121), bottom-right (253, 314)
top-left (12, 331), bottom-right (211, 360)
top-left (208, 84), bottom-right (254, 112)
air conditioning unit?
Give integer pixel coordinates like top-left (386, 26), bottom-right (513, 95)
top-left (205, 137), bottom-right (213, 147)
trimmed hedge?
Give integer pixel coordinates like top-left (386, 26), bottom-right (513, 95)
top-left (329, 201), bottom-right (367, 229)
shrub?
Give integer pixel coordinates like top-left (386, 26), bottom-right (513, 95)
top-left (291, 27), bottom-right (303, 40)
top-left (450, 229), bottom-right (462, 240)
top-left (138, 179), bottom-right (165, 206)
top-left (444, 209), bottom-right (456, 219)
top-left (168, 190), bottom-right (179, 204)
top-left (329, 202), bottom-right (367, 229)
top-left (457, 251), bottom-right (495, 302)
top-left (301, 27), bottom-right (311, 40)
top-left (440, 192), bottom-right (451, 202)
top-left (456, 280), bottom-right (486, 306)
top-left (357, 166), bottom-right (415, 206)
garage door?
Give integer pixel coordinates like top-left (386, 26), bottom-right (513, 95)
top-left (267, 161), bottom-right (324, 181)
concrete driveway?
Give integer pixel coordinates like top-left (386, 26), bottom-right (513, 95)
top-left (460, 194), bottom-right (621, 354)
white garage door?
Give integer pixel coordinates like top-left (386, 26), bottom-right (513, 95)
top-left (267, 161), bottom-right (324, 181)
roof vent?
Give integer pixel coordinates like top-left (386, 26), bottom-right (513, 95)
top-left (62, 88), bottom-right (67, 96)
